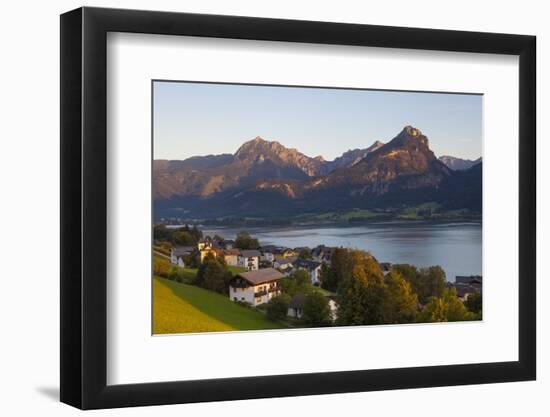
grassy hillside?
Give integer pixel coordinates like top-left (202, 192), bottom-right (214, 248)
top-left (153, 277), bottom-right (286, 334)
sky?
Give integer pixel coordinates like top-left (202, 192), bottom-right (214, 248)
top-left (153, 81), bottom-right (482, 161)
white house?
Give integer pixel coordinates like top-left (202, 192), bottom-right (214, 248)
top-left (238, 250), bottom-right (260, 271)
top-left (170, 246), bottom-right (194, 267)
top-left (229, 268), bottom-right (284, 306)
top-left (294, 259), bottom-right (323, 285)
top-left (273, 257), bottom-right (296, 271)
top-left (261, 250), bottom-right (275, 263)
top-left (287, 294), bottom-right (306, 319)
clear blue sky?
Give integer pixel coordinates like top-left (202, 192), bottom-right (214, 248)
top-left (153, 81), bottom-right (482, 161)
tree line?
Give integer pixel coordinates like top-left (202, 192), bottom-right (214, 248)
top-left (319, 248), bottom-right (480, 325)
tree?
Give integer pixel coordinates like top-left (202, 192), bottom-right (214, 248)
top-left (301, 292), bottom-right (332, 326)
top-left (320, 248), bottom-right (351, 292)
top-left (183, 251), bottom-right (200, 268)
top-left (319, 262), bottom-right (330, 289)
top-left (279, 270), bottom-right (314, 297)
top-left (383, 270), bottom-right (418, 323)
top-left (419, 266), bottom-right (446, 302)
top-left (298, 249), bottom-right (312, 260)
top-left (464, 292), bottom-right (482, 316)
top-left (172, 228), bottom-right (196, 246)
top-left (266, 294), bottom-right (291, 321)
top-left (336, 250), bottom-right (387, 326)
top-left (392, 264), bottom-right (446, 305)
top-left (234, 231), bottom-right (260, 250)
top-left (153, 257), bottom-right (171, 278)
top-left (391, 264), bottom-right (420, 295)
top-left (153, 224), bottom-right (171, 241)
top-left (196, 252), bottom-right (228, 294)
top-left (418, 288), bottom-right (476, 323)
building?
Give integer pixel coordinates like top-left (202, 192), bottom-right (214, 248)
top-left (221, 249), bottom-right (240, 266)
top-left (294, 259), bottom-right (323, 285)
top-left (260, 247), bottom-right (276, 263)
top-left (287, 294), bottom-right (306, 319)
top-left (197, 238), bottom-right (212, 251)
top-left (238, 250), bottom-right (260, 271)
top-left (273, 257), bottom-right (296, 271)
top-left (199, 246), bottom-right (217, 262)
top-left (452, 275), bottom-right (483, 301)
top-left (455, 275), bottom-right (482, 284)
top-left (273, 247), bottom-right (297, 260)
top-left (229, 268), bottom-right (284, 306)
top-left (311, 245), bottom-right (336, 263)
top-left (170, 246), bottom-right (194, 267)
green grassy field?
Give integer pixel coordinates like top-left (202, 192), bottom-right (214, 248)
top-left (227, 265), bottom-right (247, 274)
top-left (153, 277), bottom-right (286, 334)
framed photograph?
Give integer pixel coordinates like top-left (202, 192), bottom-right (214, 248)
top-left (60, 6), bottom-right (536, 409)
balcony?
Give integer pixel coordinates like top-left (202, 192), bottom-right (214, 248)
top-left (254, 290), bottom-right (267, 297)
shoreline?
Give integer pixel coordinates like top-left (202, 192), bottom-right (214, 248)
top-left (164, 217), bottom-right (482, 230)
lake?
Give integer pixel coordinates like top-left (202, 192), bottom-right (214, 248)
top-left (199, 221), bottom-right (482, 282)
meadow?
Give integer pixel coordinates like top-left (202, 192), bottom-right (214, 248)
top-left (153, 277), bottom-right (286, 334)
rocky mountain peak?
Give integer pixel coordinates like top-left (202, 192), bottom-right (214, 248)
top-left (383, 125), bottom-right (429, 150)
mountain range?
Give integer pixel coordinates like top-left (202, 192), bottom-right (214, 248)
top-left (154, 126), bottom-right (482, 220)
top-left (438, 155), bottom-right (482, 171)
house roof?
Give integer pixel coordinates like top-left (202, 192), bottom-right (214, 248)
top-left (172, 246), bottom-right (194, 256)
top-left (294, 259), bottom-right (322, 271)
top-left (240, 250), bottom-right (261, 258)
top-left (237, 268), bottom-right (284, 285)
top-left (311, 245), bottom-right (337, 258)
top-left (455, 275), bottom-right (483, 284)
top-left (276, 257), bottom-right (296, 265)
top-left (260, 245), bottom-right (281, 252)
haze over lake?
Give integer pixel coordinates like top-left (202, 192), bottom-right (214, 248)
top-left (200, 221), bottom-right (482, 282)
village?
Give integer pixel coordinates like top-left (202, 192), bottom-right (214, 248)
top-left (168, 236), bottom-right (340, 320)
top-left (153, 225), bottom-right (483, 331)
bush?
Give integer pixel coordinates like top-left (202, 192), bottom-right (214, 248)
top-left (418, 288), bottom-right (477, 323)
top-left (302, 292), bottom-right (332, 326)
top-left (167, 266), bottom-right (180, 281)
top-left (464, 292), bottom-right (482, 315)
top-left (153, 257), bottom-right (171, 278)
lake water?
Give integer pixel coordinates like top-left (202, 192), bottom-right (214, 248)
top-left (200, 221), bottom-right (482, 282)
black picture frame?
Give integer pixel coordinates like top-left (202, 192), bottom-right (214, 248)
top-left (60, 6), bottom-right (536, 410)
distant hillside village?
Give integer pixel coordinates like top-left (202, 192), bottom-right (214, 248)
top-left (153, 224), bottom-right (482, 328)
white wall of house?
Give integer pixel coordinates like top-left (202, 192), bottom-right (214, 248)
top-left (261, 252), bottom-right (275, 262)
top-left (287, 306), bottom-right (302, 319)
top-left (238, 256), bottom-right (259, 271)
top-left (229, 282), bottom-right (280, 306)
top-left (170, 250), bottom-right (186, 267)
top-left (310, 266), bottom-right (321, 284)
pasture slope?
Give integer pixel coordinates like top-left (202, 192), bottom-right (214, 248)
top-left (153, 277), bottom-right (285, 334)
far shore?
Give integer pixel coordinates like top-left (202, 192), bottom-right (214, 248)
top-left (161, 217), bottom-right (482, 230)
